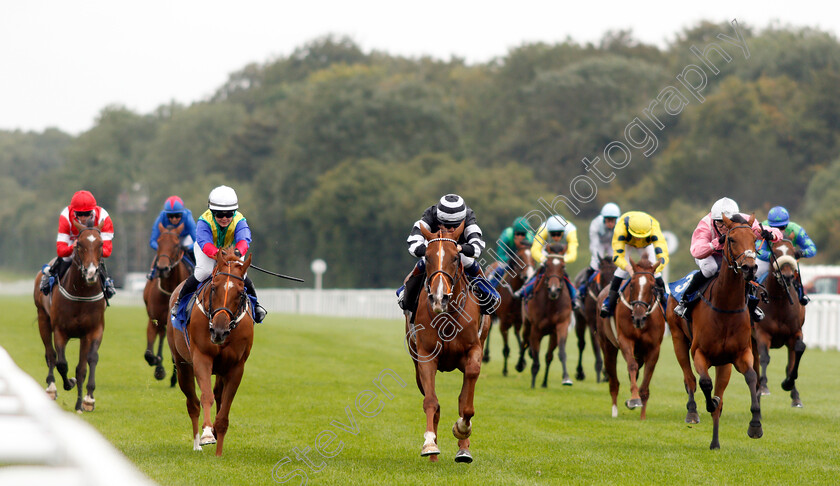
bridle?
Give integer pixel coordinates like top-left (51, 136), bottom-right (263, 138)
top-left (424, 237), bottom-right (463, 300)
top-left (152, 229), bottom-right (185, 276)
top-left (618, 270), bottom-right (659, 319)
top-left (71, 227), bottom-right (103, 276)
top-left (723, 224), bottom-right (757, 275)
top-left (196, 260), bottom-right (250, 332)
top-left (542, 253), bottom-right (566, 299)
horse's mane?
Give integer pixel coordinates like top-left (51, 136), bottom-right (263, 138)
top-left (730, 214), bottom-right (748, 224)
top-left (547, 242), bottom-right (566, 254)
top-left (634, 258), bottom-right (655, 271)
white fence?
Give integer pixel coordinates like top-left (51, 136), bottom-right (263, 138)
top-left (803, 294), bottom-right (840, 350)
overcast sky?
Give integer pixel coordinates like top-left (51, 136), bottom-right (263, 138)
top-left (1, 0), bottom-right (837, 135)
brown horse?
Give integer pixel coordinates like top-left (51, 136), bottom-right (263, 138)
top-left (596, 258), bottom-right (665, 419)
top-left (665, 214), bottom-right (763, 449)
top-left (167, 248), bottom-right (254, 456)
top-left (143, 222), bottom-right (189, 386)
top-left (484, 244), bottom-right (534, 375)
top-left (572, 256), bottom-right (616, 383)
top-left (33, 220), bottom-right (107, 412)
top-left (755, 240), bottom-right (806, 406)
top-left (523, 243), bottom-right (573, 388)
top-left (405, 221), bottom-right (486, 463)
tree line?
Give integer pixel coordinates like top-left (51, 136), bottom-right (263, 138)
top-left (5, 20), bottom-right (840, 288)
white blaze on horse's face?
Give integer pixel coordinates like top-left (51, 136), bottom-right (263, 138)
top-left (84, 262), bottom-right (98, 283)
top-left (224, 281), bottom-right (235, 291)
top-left (86, 234), bottom-right (97, 243)
top-left (637, 275), bottom-right (647, 302)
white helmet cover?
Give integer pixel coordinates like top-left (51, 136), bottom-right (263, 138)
top-left (545, 215), bottom-right (567, 232)
top-left (208, 185), bottom-right (239, 211)
top-left (600, 203), bottom-right (621, 219)
top-left (711, 197), bottom-right (739, 221)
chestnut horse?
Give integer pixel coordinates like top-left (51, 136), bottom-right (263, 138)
top-left (665, 214), bottom-right (763, 449)
top-left (572, 256), bottom-right (616, 383)
top-left (484, 245), bottom-right (534, 375)
top-left (143, 222), bottom-right (189, 386)
top-left (595, 258), bottom-right (665, 419)
top-left (33, 220), bottom-right (107, 412)
top-left (523, 243), bottom-right (573, 388)
top-left (167, 248), bottom-right (254, 456)
top-left (405, 221), bottom-right (487, 463)
top-left (755, 240), bottom-right (806, 406)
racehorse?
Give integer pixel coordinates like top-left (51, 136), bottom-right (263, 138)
top-left (167, 248), bottom-right (254, 456)
top-left (755, 239), bottom-right (806, 406)
top-left (523, 243), bottom-right (573, 388)
top-left (572, 256), bottom-right (616, 383)
top-left (143, 222), bottom-right (189, 386)
top-left (665, 214), bottom-right (763, 449)
top-left (33, 219), bottom-right (107, 412)
top-left (595, 258), bottom-right (665, 419)
top-left (405, 221), bottom-right (487, 463)
top-left (484, 245), bottom-right (534, 375)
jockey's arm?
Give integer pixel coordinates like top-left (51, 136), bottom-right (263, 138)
top-left (565, 227), bottom-right (578, 263)
top-left (794, 225), bottom-right (818, 258)
top-left (530, 226), bottom-right (548, 266)
top-left (650, 229), bottom-right (669, 273)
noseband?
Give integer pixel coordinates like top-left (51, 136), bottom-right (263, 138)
top-left (73, 227), bottom-right (102, 275)
top-left (424, 237), bottom-right (462, 299)
top-left (197, 262), bottom-right (250, 332)
top-left (725, 224), bottom-right (757, 275)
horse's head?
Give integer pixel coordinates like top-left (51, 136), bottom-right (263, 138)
top-left (722, 214), bottom-right (758, 281)
top-left (72, 219), bottom-right (104, 285)
top-left (544, 242), bottom-right (566, 300)
top-left (625, 258), bottom-right (658, 329)
top-left (598, 254), bottom-right (617, 283)
top-left (421, 220), bottom-right (465, 314)
top-left (207, 248), bottom-right (252, 345)
top-left (154, 222), bottom-right (185, 278)
top-left (516, 245), bottom-right (536, 281)
top-left (771, 240), bottom-right (798, 287)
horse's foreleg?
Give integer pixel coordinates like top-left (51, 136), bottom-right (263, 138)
top-left (692, 351), bottom-right (717, 415)
top-left (618, 336), bottom-right (642, 411)
top-left (758, 342), bottom-right (771, 396)
top-left (482, 319), bottom-right (493, 363)
top-left (638, 344), bottom-right (662, 420)
top-left (601, 338), bottom-right (620, 418)
top-left (500, 322), bottom-right (511, 376)
top-left (542, 330), bottom-right (557, 388)
top-left (671, 329), bottom-right (698, 423)
top-left (417, 360), bottom-right (440, 459)
top-left (514, 321), bottom-right (527, 374)
top-left (454, 346), bottom-right (482, 463)
top-left (192, 354), bottom-right (217, 447)
top-left (557, 322), bottom-right (571, 385)
top-left (37, 309), bottom-right (57, 398)
top-left (590, 323), bottom-right (605, 383)
top-left (707, 364), bottom-right (732, 450)
top-left (734, 349), bottom-right (763, 441)
top-left (529, 328), bottom-right (542, 389)
top-left (213, 365), bottom-right (244, 457)
top-left (145, 319), bottom-right (157, 366)
top-left (53, 330), bottom-right (76, 392)
top-left (82, 335), bottom-right (102, 412)
top-left (782, 337), bottom-right (806, 394)
top-left (574, 313), bottom-right (586, 381)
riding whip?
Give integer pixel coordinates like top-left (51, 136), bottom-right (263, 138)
top-left (250, 264), bottom-right (305, 282)
top-left (759, 223), bottom-right (794, 305)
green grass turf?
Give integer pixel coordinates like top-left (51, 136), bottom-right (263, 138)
top-left (2, 295), bottom-right (840, 485)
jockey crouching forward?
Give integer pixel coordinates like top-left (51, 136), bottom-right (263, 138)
top-left (147, 195), bottom-right (197, 280)
top-left (576, 202), bottom-right (620, 309)
top-left (599, 211), bottom-right (669, 318)
top-left (171, 185), bottom-right (267, 323)
top-left (514, 215), bottom-right (579, 307)
top-left (397, 194), bottom-right (500, 321)
top-left (755, 205), bottom-right (815, 306)
top-left (486, 216), bottom-right (534, 290)
top-left (674, 197), bottom-right (783, 321)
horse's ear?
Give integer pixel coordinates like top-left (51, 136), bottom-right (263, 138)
top-left (451, 219), bottom-right (465, 239)
top-left (722, 214), bottom-right (732, 227)
top-left (175, 222), bottom-right (185, 233)
top-left (72, 219), bottom-right (85, 232)
top-left (158, 222), bottom-right (166, 233)
top-left (216, 248), bottom-right (226, 264)
top-left (420, 223), bottom-right (434, 241)
top-left (628, 257), bottom-right (636, 269)
top-left (243, 252), bottom-right (252, 270)
top-left (748, 213), bottom-right (756, 226)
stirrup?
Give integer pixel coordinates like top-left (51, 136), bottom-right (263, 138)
top-left (752, 307), bottom-right (765, 322)
top-left (599, 303), bottom-right (611, 318)
top-left (171, 300), bottom-right (179, 317)
top-left (674, 301), bottom-right (688, 318)
top-left (254, 304), bottom-right (267, 323)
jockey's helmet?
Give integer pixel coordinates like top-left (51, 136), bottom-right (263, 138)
top-left (512, 217), bottom-right (530, 235)
top-left (436, 194), bottom-right (466, 226)
top-left (767, 206), bottom-right (790, 227)
top-left (164, 196), bottom-right (185, 216)
top-left (208, 186), bottom-right (238, 211)
top-left (70, 190), bottom-right (97, 213)
top-left (600, 203), bottom-right (621, 219)
top-left (545, 215), bottom-right (566, 233)
top-left (711, 197), bottom-right (739, 221)
top-left (627, 213), bottom-right (653, 239)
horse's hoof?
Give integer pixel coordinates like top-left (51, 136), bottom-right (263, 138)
top-left (502, 368), bottom-right (508, 377)
top-left (748, 421), bottom-right (763, 439)
top-left (575, 371), bottom-right (585, 381)
top-left (515, 362), bottom-right (525, 373)
top-left (792, 399), bottom-right (803, 408)
top-left (781, 378), bottom-right (794, 392)
top-left (706, 396), bottom-right (720, 414)
top-left (562, 378), bottom-right (573, 386)
top-left (420, 443), bottom-right (441, 457)
top-left (45, 383), bottom-right (57, 400)
top-left (710, 441), bottom-right (720, 450)
top-left (64, 378), bottom-right (76, 391)
top-left (454, 449), bottom-right (473, 463)
top-left (144, 350), bottom-right (156, 366)
top-left (82, 395), bottom-right (95, 412)
top-left (625, 398), bottom-right (642, 410)
top-left (685, 412), bottom-right (700, 424)
top-left (759, 385), bottom-right (770, 396)
top-left (154, 366), bottom-right (166, 380)
top-left (200, 426), bottom-right (216, 446)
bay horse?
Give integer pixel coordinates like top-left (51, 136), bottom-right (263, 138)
top-left (523, 243), bottom-right (573, 388)
top-left (665, 214), bottom-right (763, 449)
top-left (143, 222), bottom-right (189, 386)
top-left (755, 239), bottom-right (806, 406)
top-left (484, 244), bottom-right (534, 375)
top-left (572, 256), bottom-right (616, 383)
top-left (33, 219), bottom-right (106, 412)
top-left (595, 258), bottom-right (665, 419)
top-left (405, 220), bottom-right (486, 463)
top-left (167, 248), bottom-right (254, 456)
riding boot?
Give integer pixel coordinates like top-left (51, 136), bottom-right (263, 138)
top-left (515, 267), bottom-right (541, 300)
top-left (674, 272), bottom-right (711, 318)
top-left (795, 279), bottom-right (810, 306)
top-left (99, 262), bottom-right (116, 299)
top-left (564, 274), bottom-right (579, 310)
top-left (746, 282), bottom-right (764, 322)
top-left (655, 276), bottom-right (668, 307)
top-left (172, 275), bottom-right (199, 317)
top-left (146, 265), bottom-right (157, 281)
top-left (40, 258), bottom-right (59, 295)
top-left (599, 276), bottom-right (623, 318)
top-left (465, 262), bottom-right (500, 315)
top-left (244, 276), bottom-right (266, 323)
top-left (398, 260), bottom-right (426, 317)
top-left (184, 247), bottom-right (196, 269)
top-left (575, 267), bottom-right (595, 309)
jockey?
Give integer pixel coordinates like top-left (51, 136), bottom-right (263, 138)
top-left (576, 202), bottom-right (621, 308)
top-left (673, 197), bottom-right (783, 321)
top-left (599, 211), bottom-right (669, 318)
top-left (514, 215), bottom-right (579, 306)
top-left (146, 195), bottom-right (197, 280)
top-left (171, 186), bottom-right (267, 323)
top-left (756, 205), bottom-right (815, 305)
top-left (397, 194), bottom-right (500, 319)
top-left (486, 216), bottom-right (534, 289)
top-left (39, 190), bottom-right (116, 299)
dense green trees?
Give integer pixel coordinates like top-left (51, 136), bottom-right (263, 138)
top-left (7, 21), bottom-right (840, 286)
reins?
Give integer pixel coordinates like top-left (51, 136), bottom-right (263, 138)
top-left (195, 261), bottom-right (250, 332)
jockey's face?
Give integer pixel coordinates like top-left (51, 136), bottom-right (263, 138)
top-left (549, 231), bottom-right (564, 241)
top-left (167, 213), bottom-right (182, 225)
top-left (213, 210), bottom-right (235, 227)
top-left (604, 217), bottom-right (617, 230)
top-left (75, 210), bottom-right (94, 224)
top-left (514, 232), bottom-right (526, 245)
top-left (714, 219), bottom-right (727, 235)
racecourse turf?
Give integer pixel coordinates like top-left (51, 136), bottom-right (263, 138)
top-left (2, 296), bottom-right (839, 485)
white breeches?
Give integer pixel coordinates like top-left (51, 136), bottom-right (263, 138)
top-left (696, 255), bottom-right (722, 278)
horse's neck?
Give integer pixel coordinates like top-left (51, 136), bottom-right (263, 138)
top-left (713, 264), bottom-right (746, 307)
top-left (161, 262), bottom-right (188, 291)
